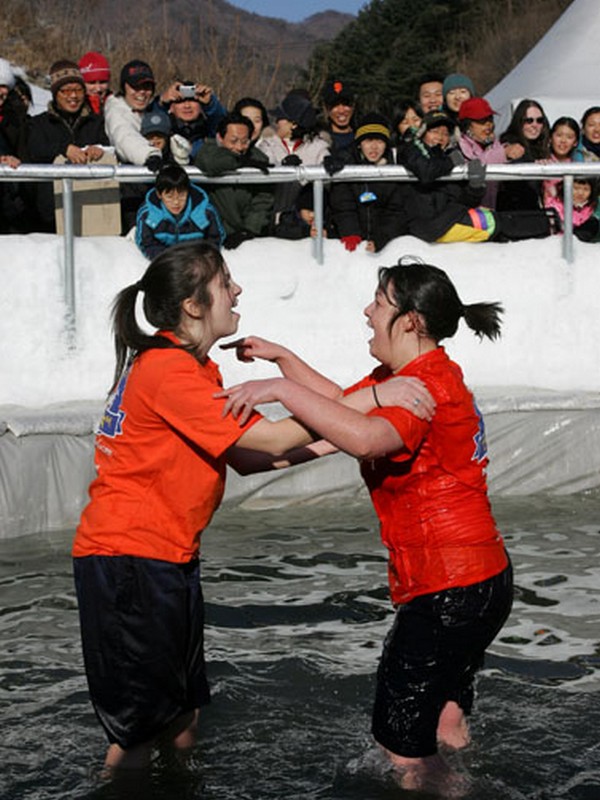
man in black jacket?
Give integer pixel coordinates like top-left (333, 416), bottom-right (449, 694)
top-left (26, 60), bottom-right (107, 232)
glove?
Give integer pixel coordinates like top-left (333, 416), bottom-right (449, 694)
top-left (281, 154), bottom-right (302, 167)
top-left (239, 154), bottom-right (270, 174)
top-left (170, 134), bottom-right (192, 166)
top-left (341, 235), bottom-right (362, 252)
top-left (467, 158), bottom-right (486, 189)
top-left (323, 154), bottom-right (346, 176)
top-left (144, 154), bottom-right (162, 173)
top-left (448, 147), bottom-right (465, 167)
top-left (224, 231), bottom-right (255, 250)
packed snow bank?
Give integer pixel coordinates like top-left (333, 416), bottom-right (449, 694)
top-left (1, 232), bottom-right (599, 408)
top-left (2, 232), bottom-right (600, 537)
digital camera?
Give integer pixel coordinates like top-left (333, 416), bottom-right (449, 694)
top-left (179, 84), bottom-right (196, 99)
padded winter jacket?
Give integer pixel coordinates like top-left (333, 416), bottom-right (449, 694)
top-left (195, 140), bottom-right (273, 236)
top-left (135, 183), bottom-right (224, 259)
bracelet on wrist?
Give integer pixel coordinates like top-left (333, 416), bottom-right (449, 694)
top-left (372, 383), bottom-right (382, 408)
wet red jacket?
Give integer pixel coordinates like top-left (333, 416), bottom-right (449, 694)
top-left (347, 347), bottom-right (507, 604)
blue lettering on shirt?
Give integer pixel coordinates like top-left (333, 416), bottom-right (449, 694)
top-left (472, 403), bottom-right (488, 462)
top-left (97, 370), bottom-right (129, 438)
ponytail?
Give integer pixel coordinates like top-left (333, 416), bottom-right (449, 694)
top-left (108, 241), bottom-right (225, 393)
top-left (109, 281), bottom-right (176, 393)
top-left (379, 257), bottom-right (503, 343)
top-left (462, 302), bottom-right (503, 341)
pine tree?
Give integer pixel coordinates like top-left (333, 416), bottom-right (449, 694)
top-left (307, 0), bottom-right (470, 117)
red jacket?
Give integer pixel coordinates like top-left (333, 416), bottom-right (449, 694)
top-left (347, 347), bottom-right (507, 604)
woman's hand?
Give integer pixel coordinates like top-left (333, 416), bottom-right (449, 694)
top-left (220, 336), bottom-right (287, 363)
top-left (216, 378), bottom-right (284, 424)
top-left (65, 144), bottom-right (89, 164)
top-left (0, 155), bottom-right (20, 168)
top-left (375, 377), bottom-right (435, 421)
top-left (503, 142), bottom-right (525, 161)
top-left (86, 145), bottom-right (105, 162)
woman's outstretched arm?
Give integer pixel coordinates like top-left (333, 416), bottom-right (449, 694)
top-left (226, 377), bottom-right (433, 474)
top-left (221, 336), bottom-right (435, 417)
top-left (221, 336), bottom-right (342, 398)
top-left (225, 378), bottom-right (405, 461)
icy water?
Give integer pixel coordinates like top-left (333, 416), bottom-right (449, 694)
top-left (1, 493), bottom-right (600, 800)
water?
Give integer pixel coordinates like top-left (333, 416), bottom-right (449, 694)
top-left (1, 494), bottom-right (600, 800)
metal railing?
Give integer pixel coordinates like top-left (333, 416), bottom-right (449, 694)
top-left (2, 160), bottom-right (599, 329)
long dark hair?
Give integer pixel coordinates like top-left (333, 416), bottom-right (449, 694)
top-left (110, 242), bottom-right (225, 391)
top-left (378, 257), bottom-right (503, 342)
top-left (502, 98), bottom-right (550, 160)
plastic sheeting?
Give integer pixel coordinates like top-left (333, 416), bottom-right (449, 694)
top-left (2, 389), bottom-right (600, 540)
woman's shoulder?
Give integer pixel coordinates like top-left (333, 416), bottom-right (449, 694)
top-left (404, 349), bottom-right (467, 400)
top-left (135, 347), bottom-right (222, 389)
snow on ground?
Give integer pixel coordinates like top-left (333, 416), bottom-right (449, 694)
top-left (1, 232), bottom-right (599, 409)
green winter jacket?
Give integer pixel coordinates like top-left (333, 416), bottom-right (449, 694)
top-left (195, 140), bottom-right (273, 236)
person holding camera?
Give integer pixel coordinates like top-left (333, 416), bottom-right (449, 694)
top-left (161, 81), bottom-right (226, 161)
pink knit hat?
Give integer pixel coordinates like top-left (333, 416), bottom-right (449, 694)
top-left (78, 52), bottom-right (111, 82)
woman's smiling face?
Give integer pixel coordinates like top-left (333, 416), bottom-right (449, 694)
top-left (364, 287), bottom-right (398, 367)
top-left (203, 267), bottom-right (242, 343)
top-left (522, 105), bottom-right (545, 141)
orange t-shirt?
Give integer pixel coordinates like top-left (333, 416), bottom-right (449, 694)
top-left (73, 338), bottom-right (259, 563)
top-left (346, 347), bottom-right (507, 604)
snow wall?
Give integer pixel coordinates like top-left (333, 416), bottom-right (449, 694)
top-left (1, 233), bottom-right (600, 539)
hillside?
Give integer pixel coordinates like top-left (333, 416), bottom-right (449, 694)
top-left (1, 0), bottom-right (354, 105)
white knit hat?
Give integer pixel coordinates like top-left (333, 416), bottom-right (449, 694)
top-left (0, 58), bottom-right (16, 90)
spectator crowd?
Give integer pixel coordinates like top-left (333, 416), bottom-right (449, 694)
top-left (1, 54), bottom-right (600, 254)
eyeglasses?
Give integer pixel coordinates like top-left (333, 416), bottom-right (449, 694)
top-left (58, 87), bottom-right (85, 97)
top-left (524, 116), bottom-right (544, 124)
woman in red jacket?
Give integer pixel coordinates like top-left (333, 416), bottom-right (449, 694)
top-left (219, 257), bottom-right (513, 793)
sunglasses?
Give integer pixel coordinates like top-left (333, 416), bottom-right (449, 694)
top-left (524, 116), bottom-right (544, 124)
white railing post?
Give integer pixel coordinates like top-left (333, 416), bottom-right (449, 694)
top-left (312, 179), bottom-right (325, 265)
top-left (562, 174), bottom-right (574, 264)
top-left (61, 177), bottom-right (76, 342)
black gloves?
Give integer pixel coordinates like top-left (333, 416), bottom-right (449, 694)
top-left (224, 231), bottom-right (255, 250)
top-left (448, 148), bottom-right (466, 167)
top-left (239, 154), bottom-right (270, 174)
top-left (467, 158), bottom-right (486, 189)
top-left (144, 154), bottom-right (162, 173)
top-left (281, 154), bottom-right (302, 167)
top-left (323, 154), bottom-right (346, 176)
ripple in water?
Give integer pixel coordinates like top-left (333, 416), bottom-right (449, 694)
top-left (1, 494), bottom-right (600, 798)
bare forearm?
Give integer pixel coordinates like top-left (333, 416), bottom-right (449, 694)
top-left (221, 336), bottom-right (342, 399)
top-left (274, 349), bottom-right (342, 399)
top-left (276, 380), bottom-right (402, 459)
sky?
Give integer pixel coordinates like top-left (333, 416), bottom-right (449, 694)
top-left (227, 0), bottom-right (366, 23)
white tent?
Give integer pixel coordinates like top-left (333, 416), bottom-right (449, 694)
top-left (486, 0), bottom-right (600, 131)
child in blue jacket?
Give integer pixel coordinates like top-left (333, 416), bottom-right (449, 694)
top-left (136, 164), bottom-right (224, 259)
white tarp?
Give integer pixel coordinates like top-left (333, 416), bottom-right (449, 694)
top-left (2, 391), bottom-right (600, 539)
top-left (486, 0), bottom-right (600, 131)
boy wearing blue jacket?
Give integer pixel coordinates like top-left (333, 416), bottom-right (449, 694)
top-left (136, 164), bottom-right (224, 259)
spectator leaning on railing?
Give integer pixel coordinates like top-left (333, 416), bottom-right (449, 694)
top-left (26, 60), bottom-right (107, 233)
top-left (195, 112), bottom-right (273, 250)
